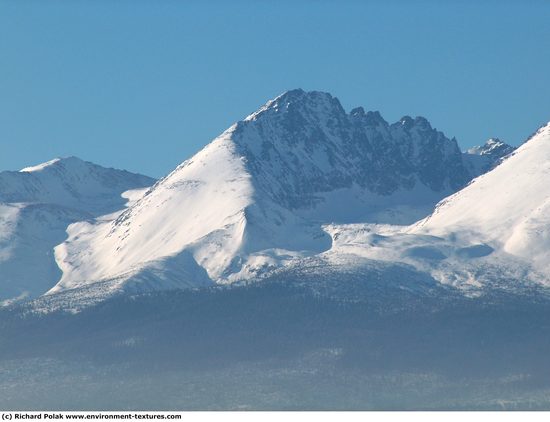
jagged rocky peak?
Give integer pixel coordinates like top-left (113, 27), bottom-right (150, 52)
top-left (467, 138), bottom-right (515, 158)
top-left (396, 115), bottom-right (415, 130)
top-left (391, 115), bottom-right (430, 130)
top-left (230, 89), bottom-right (472, 202)
top-left (240, 89), bottom-right (349, 149)
top-left (244, 89), bottom-right (346, 127)
top-left (463, 138), bottom-right (516, 177)
top-left (350, 108), bottom-right (388, 128)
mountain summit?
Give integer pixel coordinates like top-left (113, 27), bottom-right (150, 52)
top-left (463, 138), bottom-right (516, 175)
top-left (0, 158), bottom-right (154, 303)
top-left (237, 89), bottom-right (471, 203)
top-left (0, 156), bottom-right (154, 215)
top-left (467, 138), bottom-right (515, 157)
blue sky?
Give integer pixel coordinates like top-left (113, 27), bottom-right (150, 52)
top-left (1, 0), bottom-right (549, 178)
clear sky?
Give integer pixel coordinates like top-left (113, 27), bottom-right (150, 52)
top-left (1, 0), bottom-right (549, 178)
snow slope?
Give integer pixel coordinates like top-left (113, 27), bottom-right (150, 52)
top-left (51, 128), bottom-right (330, 294)
top-left (51, 89), bottom-right (493, 296)
top-left (305, 125), bottom-right (547, 293)
top-left (413, 121), bottom-right (550, 276)
top-left (0, 158), bottom-right (155, 303)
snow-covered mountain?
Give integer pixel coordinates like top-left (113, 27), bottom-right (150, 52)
top-left (0, 156), bottom-right (153, 214)
top-left (1, 91), bottom-right (546, 411)
top-left (466, 137), bottom-right (515, 158)
top-left (317, 122), bottom-right (550, 293)
top-left (414, 121), bottom-right (550, 279)
top-left (0, 158), bottom-right (154, 303)
top-left (50, 89), bottom-right (502, 298)
top-left (463, 138), bottom-right (516, 176)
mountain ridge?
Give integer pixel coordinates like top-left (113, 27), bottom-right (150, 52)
top-left (0, 89), bottom-right (532, 307)
top-left (48, 90), bottom-right (517, 300)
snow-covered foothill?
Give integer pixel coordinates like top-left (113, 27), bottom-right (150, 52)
top-left (0, 158), bottom-right (155, 303)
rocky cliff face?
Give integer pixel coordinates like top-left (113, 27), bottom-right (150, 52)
top-left (232, 89), bottom-right (472, 211)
